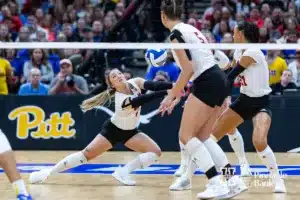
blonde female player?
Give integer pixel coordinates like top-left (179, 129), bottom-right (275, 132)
top-left (159, 0), bottom-right (246, 199)
top-left (210, 21), bottom-right (286, 193)
top-left (29, 68), bottom-right (175, 186)
top-left (174, 46), bottom-right (251, 180)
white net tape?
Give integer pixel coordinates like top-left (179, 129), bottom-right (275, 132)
top-left (0, 42), bottom-right (299, 50)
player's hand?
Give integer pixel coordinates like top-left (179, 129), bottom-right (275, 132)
top-left (167, 97), bottom-right (181, 115)
top-left (159, 90), bottom-right (175, 117)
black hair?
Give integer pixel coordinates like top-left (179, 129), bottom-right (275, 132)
top-left (237, 21), bottom-right (259, 43)
top-left (160, 0), bottom-right (184, 20)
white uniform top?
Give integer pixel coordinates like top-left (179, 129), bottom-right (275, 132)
top-left (214, 50), bottom-right (230, 69)
top-left (111, 79), bottom-right (141, 130)
top-left (171, 22), bottom-right (216, 81)
top-left (234, 49), bottom-right (272, 97)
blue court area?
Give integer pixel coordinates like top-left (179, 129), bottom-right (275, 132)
top-left (1, 164), bottom-right (300, 176)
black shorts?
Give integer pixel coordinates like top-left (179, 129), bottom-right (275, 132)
top-left (100, 119), bottom-right (139, 146)
top-left (230, 93), bottom-right (272, 121)
top-left (191, 65), bottom-right (229, 107)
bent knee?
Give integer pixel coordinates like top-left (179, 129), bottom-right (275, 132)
top-left (252, 137), bottom-right (267, 151)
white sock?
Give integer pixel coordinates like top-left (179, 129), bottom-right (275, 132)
top-left (179, 140), bottom-right (189, 167)
top-left (185, 137), bottom-right (217, 179)
top-left (228, 129), bottom-right (248, 165)
top-left (12, 179), bottom-right (28, 196)
top-left (121, 152), bottom-right (159, 174)
top-left (50, 151), bottom-right (87, 174)
top-left (257, 146), bottom-right (279, 178)
top-left (203, 138), bottom-right (229, 172)
top-left (184, 158), bottom-right (198, 179)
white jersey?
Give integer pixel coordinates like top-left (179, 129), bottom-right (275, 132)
top-left (234, 49), bottom-right (272, 97)
top-left (111, 79), bottom-right (141, 130)
top-left (170, 22), bottom-right (216, 81)
top-left (214, 50), bottom-right (230, 69)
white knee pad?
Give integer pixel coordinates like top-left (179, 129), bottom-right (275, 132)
top-left (0, 129), bottom-right (12, 154)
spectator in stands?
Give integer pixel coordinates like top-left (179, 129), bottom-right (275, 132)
top-left (259, 27), bottom-right (269, 43)
top-left (248, 6), bottom-right (264, 28)
top-left (267, 41), bottom-right (288, 85)
top-left (264, 17), bottom-right (281, 40)
top-left (271, 69), bottom-right (297, 95)
top-left (153, 71), bottom-right (170, 82)
top-left (0, 24), bottom-right (12, 42)
top-left (26, 15), bottom-right (48, 41)
top-left (0, 55), bottom-right (12, 95)
top-left (49, 59), bottom-right (88, 95)
top-left (92, 20), bottom-right (104, 42)
top-left (213, 20), bottom-right (231, 42)
top-left (15, 26), bottom-right (31, 42)
top-left (23, 49), bottom-right (54, 84)
top-left (271, 7), bottom-right (284, 35)
top-left (63, 23), bottom-right (82, 42)
top-left (261, 3), bottom-right (271, 19)
top-left (145, 51), bottom-right (180, 82)
top-left (288, 50), bottom-right (300, 86)
top-left (18, 68), bottom-right (48, 96)
top-left (74, 18), bottom-right (87, 38)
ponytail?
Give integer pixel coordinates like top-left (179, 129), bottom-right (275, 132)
top-left (80, 89), bottom-right (116, 113)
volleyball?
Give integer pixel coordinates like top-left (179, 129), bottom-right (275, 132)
top-left (145, 48), bottom-right (167, 67)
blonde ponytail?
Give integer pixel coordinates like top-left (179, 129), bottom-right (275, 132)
top-left (80, 89), bottom-right (115, 113)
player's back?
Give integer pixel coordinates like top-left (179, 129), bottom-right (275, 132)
top-left (235, 49), bottom-right (271, 97)
top-left (111, 79), bottom-right (141, 130)
top-left (171, 23), bottom-right (216, 80)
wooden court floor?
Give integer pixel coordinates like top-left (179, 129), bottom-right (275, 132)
top-left (1, 151), bottom-right (300, 200)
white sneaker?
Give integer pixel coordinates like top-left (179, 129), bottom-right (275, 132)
top-left (112, 167), bottom-right (136, 186)
top-left (216, 176), bottom-right (248, 199)
top-left (273, 177), bottom-right (287, 193)
top-left (196, 177), bottom-right (229, 199)
top-left (240, 163), bottom-right (252, 177)
top-left (29, 169), bottom-right (51, 184)
top-left (174, 164), bottom-right (188, 177)
top-left (169, 176), bottom-right (192, 191)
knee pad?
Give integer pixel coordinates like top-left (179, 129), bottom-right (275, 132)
top-left (185, 137), bottom-right (202, 155)
top-left (0, 130), bottom-right (12, 154)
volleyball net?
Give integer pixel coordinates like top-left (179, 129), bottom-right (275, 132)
top-left (3, 42), bottom-right (299, 89)
top-left (1, 42), bottom-right (299, 50)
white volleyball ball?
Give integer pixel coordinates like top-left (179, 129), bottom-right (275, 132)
top-left (145, 48), bottom-right (167, 67)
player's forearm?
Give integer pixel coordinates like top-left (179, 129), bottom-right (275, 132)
top-left (143, 80), bottom-right (173, 91)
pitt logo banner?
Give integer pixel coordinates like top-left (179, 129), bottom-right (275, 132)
top-left (8, 106), bottom-right (76, 139)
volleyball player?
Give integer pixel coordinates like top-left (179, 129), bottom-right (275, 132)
top-left (174, 44), bottom-right (251, 179)
top-left (210, 21), bottom-right (286, 193)
top-left (0, 129), bottom-right (32, 200)
top-left (29, 68), bottom-right (174, 186)
top-left (159, 0), bottom-right (247, 199)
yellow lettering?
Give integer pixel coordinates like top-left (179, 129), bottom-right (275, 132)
top-left (8, 106), bottom-right (76, 139)
top-left (8, 106), bottom-right (45, 139)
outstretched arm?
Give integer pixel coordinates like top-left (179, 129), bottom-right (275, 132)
top-left (121, 90), bottom-right (167, 109)
top-left (133, 77), bottom-right (173, 91)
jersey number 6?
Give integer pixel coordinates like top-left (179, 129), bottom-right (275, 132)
top-left (194, 32), bottom-right (205, 43)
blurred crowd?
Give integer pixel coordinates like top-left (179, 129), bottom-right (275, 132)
top-left (0, 0), bottom-right (299, 97)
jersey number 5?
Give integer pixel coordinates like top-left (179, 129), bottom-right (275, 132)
top-left (238, 75), bottom-right (247, 86)
top-left (194, 32), bottom-right (205, 43)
